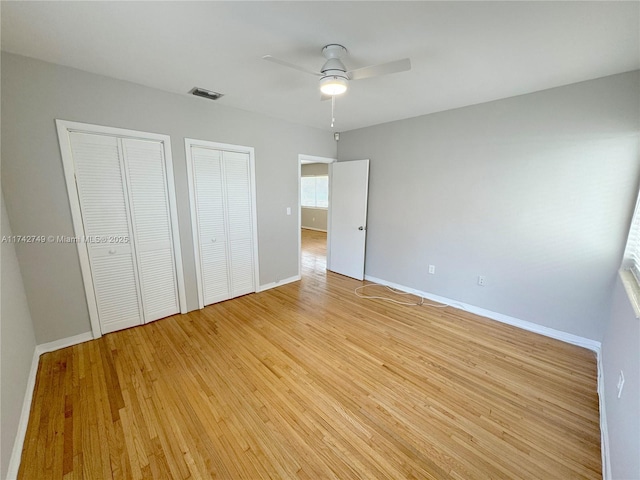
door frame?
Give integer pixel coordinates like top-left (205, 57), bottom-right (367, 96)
top-left (56, 119), bottom-right (187, 339)
top-left (185, 138), bottom-right (260, 309)
top-left (298, 154), bottom-right (336, 278)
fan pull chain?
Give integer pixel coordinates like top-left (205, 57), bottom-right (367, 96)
top-left (331, 95), bottom-right (335, 128)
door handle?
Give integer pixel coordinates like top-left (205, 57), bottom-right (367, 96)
top-left (358, 226), bottom-right (365, 231)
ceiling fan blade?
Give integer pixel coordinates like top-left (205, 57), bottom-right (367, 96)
top-left (262, 55), bottom-right (321, 77)
top-left (347, 58), bottom-right (411, 81)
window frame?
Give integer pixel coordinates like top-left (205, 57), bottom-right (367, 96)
top-left (621, 191), bottom-right (640, 318)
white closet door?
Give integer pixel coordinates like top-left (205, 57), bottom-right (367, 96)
top-left (224, 151), bottom-right (255, 297)
top-left (70, 132), bottom-right (143, 333)
top-left (192, 147), bottom-right (230, 305)
top-left (122, 138), bottom-right (180, 322)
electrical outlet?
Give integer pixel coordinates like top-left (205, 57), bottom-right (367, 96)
top-left (478, 275), bottom-right (486, 286)
top-left (428, 265), bottom-right (435, 274)
top-left (617, 371), bottom-right (625, 399)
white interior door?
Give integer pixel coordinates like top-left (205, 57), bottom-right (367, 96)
top-left (191, 146), bottom-right (231, 306)
top-left (224, 151), bottom-right (256, 298)
top-left (69, 132), bottom-right (144, 334)
top-left (58, 120), bottom-right (187, 338)
top-left (122, 138), bottom-right (181, 322)
top-left (328, 159), bottom-right (370, 280)
top-left (186, 139), bottom-right (259, 309)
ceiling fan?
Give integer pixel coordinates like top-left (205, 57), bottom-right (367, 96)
top-left (263, 44), bottom-right (411, 98)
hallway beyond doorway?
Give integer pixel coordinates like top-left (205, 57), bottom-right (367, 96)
top-left (301, 229), bottom-right (326, 275)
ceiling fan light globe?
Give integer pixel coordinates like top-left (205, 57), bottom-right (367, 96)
top-left (320, 76), bottom-right (348, 96)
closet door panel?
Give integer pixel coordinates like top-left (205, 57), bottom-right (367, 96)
top-left (200, 242), bottom-right (230, 304)
top-left (229, 238), bottom-right (254, 296)
top-left (72, 133), bottom-right (131, 238)
top-left (123, 138), bottom-right (179, 321)
top-left (69, 132), bottom-right (143, 331)
top-left (224, 152), bottom-right (255, 296)
top-left (89, 245), bottom-right (142, 333)
top-left (192, 147), bottom-right (230, 304)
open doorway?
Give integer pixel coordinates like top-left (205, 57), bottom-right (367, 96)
top-left (298, 154), bottom-right (335, 278)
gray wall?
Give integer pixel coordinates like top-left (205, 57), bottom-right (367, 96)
top-left (602, 277), bottom-right (640, 480)
top-left (301, 163), bottom-right (329, 231)
top-left (301, 208), bottom-right (328, 232)
top-left (302, 163), bottom-right (329, 176)
top-left (338, 71), bottom-right (640, 341)
top-left (1, 52), bottom-right (336, 343)
top-left (1, 194), bottom-right (37, 479)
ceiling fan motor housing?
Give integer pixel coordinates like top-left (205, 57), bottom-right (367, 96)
top-left (321, 59), bottom-right (348, 76)
top-left (321, 45), bottom-right (349, 80)
top-left (322, 44), bottom-right (348, 59)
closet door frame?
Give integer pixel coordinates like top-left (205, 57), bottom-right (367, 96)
top-left (56, 119), bottom-right (187, 338)
top-left (184, 138), bottom-right (260, 309)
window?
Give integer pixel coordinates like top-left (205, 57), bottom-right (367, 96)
top-left (621, 192), bottom-right (640, 317)
top-left (301, 175), bottom-right (328, 208)
top-left (624, 208), bottom-right (640, 281)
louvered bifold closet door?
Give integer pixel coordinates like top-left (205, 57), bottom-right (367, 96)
top-left (122, 139), bottom-right (180, 322)
top-left (69, 132), bottom-right (143, 333)
top-left (224, 151), bottom-right (255, 297)
top-left (192, 147), bottom-right (231, 305)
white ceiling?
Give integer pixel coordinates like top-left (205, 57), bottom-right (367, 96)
top-left (1, 1), bottom-right (638, 132)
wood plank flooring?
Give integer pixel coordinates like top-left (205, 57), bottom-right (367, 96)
top-left (19, 229), bottom-right (601, 479)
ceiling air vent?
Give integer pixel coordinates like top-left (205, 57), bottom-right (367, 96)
top-left (190, 87), bottom-right (224, 101)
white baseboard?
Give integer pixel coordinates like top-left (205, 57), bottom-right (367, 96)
top-left (597, 350), bottom-right (611, 480)
top-left (364, 275), bottom-right (610, 476)
top-left (301, 227), bottom-right (327, 232)
top-left (257, 275), bottom-right (301, 293)
top-left (36, 331), bottom-right (94, 355)
top-left (5, 349), bottom-right (40, 480)
top-left (364, 275), bottom-right (601, 351)
top-left (6, 331), bottom-right (95, 480)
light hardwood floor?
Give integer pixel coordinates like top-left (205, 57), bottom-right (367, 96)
top-left (19, 229), bottom-right (601, 479)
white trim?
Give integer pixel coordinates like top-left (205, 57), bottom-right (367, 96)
top-left (185, 139), bottom-right (205, 310)
top-left (54, 120), bottom-right (171, 142)
top-left (326, 166), bottom-right (333, 270)
top-left (298, 154), bottom-right (336, 279)
top-left (248, 148), bottom-right (261, 297)
top-left (301, 227), bottom-right (327, 233)
top-left (55, 120), bottom-right (187, 335)
top-left (364, 275), bottom-right (602, 352)
top-left (162, 139), bottom-right (188, 314)
top-left (6, 331), bottom-right (94, 480)
top-left (298, 158), bottom-right (302, 280)
top-left (35, 331), bottom-right (94, 355)
top-left (185, 138), bottom-right (260, 309)
top-left (257, 275), bottom-right (301, 292)
top-left (6, 349), bottom-right (40, 480)
top-left (56, 121), bottom-right (103, 338)
top-left (299, 154), bottom-right (336, 165)
top-left (597, 350), bottom-right (611, 480)
top-left (619, 269), bottom-right (640, 318)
